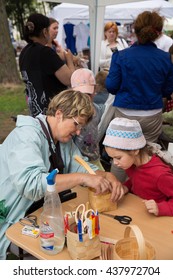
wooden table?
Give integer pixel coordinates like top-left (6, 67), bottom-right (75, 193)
top-left (6, 186), bottom-right (173, 260)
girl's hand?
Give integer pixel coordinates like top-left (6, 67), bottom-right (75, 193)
top-left (143, 199), bottom-right (159, 216)
top-left (100, 171), bottom-right (127, 202)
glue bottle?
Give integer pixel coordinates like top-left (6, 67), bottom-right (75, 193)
top-left (40, 169), bottom-right (65, 255)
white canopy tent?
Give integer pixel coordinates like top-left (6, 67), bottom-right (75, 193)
top-left (164, 18), bottom-right (173, 30)
top-left (44, 0), bottom-right (173, 73)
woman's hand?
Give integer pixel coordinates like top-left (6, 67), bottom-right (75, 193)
top-left (103, 172), bottom-right (127, 202)
top-left (94, 171), bottom-right (126, 202)
top-left (64, 49), bottom-right (75, 72)
top-left (143, 199), bottom-right (159, 216)
top-left (81, 173), bottom-right (112, 195)
top-left (64, 49), bottom-right (74, 61)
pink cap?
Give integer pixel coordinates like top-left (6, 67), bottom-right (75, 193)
top-left (71, 68), bottom-right (96, 94)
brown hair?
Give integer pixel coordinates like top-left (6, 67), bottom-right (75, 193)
top-left (49, 17), bottom-right (59, 25)
top-left (169, 44), bottom-right (173, 55)
top-left (47, 89), bottom-right (94, 123)
top-left (134, 11), bottom-right (164, 44)
top-left (95, 70), bottom-right (108, 91)
top-left (169, 44), bottom-right (173, 63)
top-left (104, 22), bottom-right (118, 40)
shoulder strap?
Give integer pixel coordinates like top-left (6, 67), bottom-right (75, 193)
top-left (37, 118), bottom-right (59, 171)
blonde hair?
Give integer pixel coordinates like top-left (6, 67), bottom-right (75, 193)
top-left (104, 22), bottom-right (118, 40)
top-left (47, 89), bottom-right (94, 123)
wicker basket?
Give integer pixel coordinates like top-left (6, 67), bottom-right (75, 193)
top-left (67, 230), bottom-right (101, 260)
top-left (66, 217), bottom-right (101, 260)
top-left (114, 225), bottom-right (156, 260)
top-left (88, 188), bottom-right (117, 212)
top-left (73, 155), bottom-right (117, 212)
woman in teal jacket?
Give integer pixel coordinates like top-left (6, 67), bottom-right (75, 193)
top-left (0, 89), bottom-right (123, 259)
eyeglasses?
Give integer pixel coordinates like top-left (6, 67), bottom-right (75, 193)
top-left (72, 117), bottom-right (83, 130)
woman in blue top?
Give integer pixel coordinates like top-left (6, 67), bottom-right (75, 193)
top-left (106, 11), bottom-right (173, 143)
top-left (106, 11), bottom-right (173, 181)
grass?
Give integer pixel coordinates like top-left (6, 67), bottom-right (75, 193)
top-left (0, 84), bottom-right (29, 143)
top-left (0, 84), bottom-right (27, 119)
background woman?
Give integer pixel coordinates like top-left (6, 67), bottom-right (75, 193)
top-left (19, 13), bottom-right (75, 117)
top-left (106, 11), bottom-right (173, 143)
top-left (106, 11), bottom-right (173, 182)
top-left (99, 21), bottom-right (128, 70)
top-left (47, 17), bottom-right (68, 61)
top-left (47, 17), bottom-right (83, 69)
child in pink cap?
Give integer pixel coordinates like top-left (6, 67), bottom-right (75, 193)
top-left (71, 68), bottom-right (105, 170)
top-left (103, 117), bottom-right (173, 217)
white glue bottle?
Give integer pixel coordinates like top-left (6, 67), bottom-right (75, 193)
top-left (40, 168), bottom-right (65, 255)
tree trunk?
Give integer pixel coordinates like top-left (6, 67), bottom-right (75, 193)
top-left (0, 0), bottom-right (21, 84)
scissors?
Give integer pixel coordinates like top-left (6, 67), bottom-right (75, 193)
top-left (101, 213), bottom-right (132, 225)
top-left (19, 214), bottom-right (39, 228)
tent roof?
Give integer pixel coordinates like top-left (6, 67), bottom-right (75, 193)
top-left (52, 1), bottom-right (173, 21)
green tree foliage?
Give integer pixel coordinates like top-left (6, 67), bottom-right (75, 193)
top-left (45, 1), bottom-right (60, 10)
top-left (6, 0), bottom-right (39, 39)
top-left (5, 0), bottom-right (59, 39)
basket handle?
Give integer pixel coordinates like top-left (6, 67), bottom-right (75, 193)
top-left (124, 225), bottom-right (146, 260)
top-left (74, 155), bottom-right (96, 192)
top-left (74, 155), bottom-right (96, 175)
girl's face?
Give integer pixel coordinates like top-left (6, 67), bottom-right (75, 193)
top-left (105, 27), bottom-right (117, 41)
top-left (105, 147), bottom-right (138, 170)
top-left (49, 22), bottom-right (59, 40)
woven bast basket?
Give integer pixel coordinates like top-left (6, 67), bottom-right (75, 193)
top-left (73, 155), bottom-right (117, 212)
top-left (67, 229), bottom-right (101, 260)
top-left (66, 217), bottom-right (101, 260)
top-left (88, 188), bottom-right (117, 212)
top-left (114, 225), bottom-right (156, 260)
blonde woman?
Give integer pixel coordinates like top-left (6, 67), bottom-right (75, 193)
top-left (0, 89), bottom-right (122, 260)
top-left (99, 21), bottom-right (128, 70)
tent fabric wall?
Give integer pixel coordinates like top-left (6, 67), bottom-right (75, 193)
top-left (49, 4), bottom-right (89, 49)
top-left (47, 0), bottom-right (173, 73)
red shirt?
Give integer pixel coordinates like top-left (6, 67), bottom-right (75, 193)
top-left (124, 155), bottom-right (173, 216)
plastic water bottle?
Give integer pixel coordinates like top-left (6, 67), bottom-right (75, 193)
top-left (40, 169), bottom-right (65, 255)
